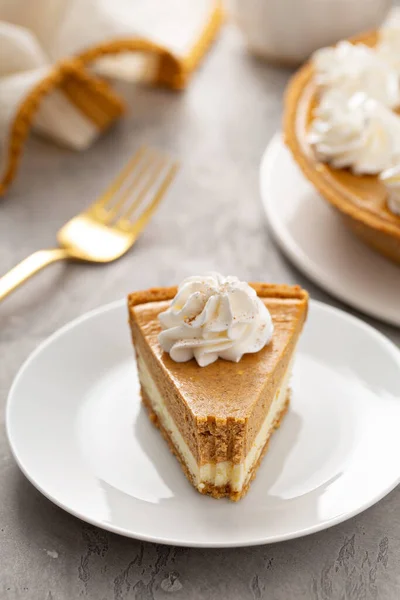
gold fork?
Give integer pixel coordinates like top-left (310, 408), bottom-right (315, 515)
top-left (0, 147), bottom-right (179, 302)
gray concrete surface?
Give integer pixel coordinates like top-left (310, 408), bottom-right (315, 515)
top-left (1, 24), bottom-right (399, 600)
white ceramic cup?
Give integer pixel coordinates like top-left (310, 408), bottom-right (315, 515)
top-left (228, 0), bottom-right (392, 65)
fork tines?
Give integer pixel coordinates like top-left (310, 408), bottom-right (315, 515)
top-left (96, 146), bottom-right (179, 228)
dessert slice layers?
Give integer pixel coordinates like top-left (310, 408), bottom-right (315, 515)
top-left (128, 282), bottom-right (308, 501)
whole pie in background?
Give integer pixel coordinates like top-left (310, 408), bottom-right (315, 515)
top-left (284, 32), bottom-right (400, 266)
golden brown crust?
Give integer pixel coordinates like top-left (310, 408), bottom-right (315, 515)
top-left (128, 282), bottom-right (309, 309)
top-left (284, 30), bottom-right (400, 264)
top-left (141, 387), bottom-right (290, 501)
top-left (128, 286), bottom-right (179, 308)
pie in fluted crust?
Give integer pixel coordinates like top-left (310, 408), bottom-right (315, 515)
top-left (284, 32), bottom-right (400, 265)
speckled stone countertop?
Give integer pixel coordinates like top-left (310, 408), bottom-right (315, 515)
top-left (1, 24), bottom-right (399, 600)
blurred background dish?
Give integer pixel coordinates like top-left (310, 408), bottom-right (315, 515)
top-left (227, 0), bottom-right (391, 65)
top-left (260, 134), bottom-right (400, 326)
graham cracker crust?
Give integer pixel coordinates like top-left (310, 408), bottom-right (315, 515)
top-left (141, 387), bottom-right (290, 501)
top-left (128, 283), bottom-right (308, 309)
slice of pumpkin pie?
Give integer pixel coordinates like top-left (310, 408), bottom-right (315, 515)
top-left (128, 273), bottom-right (308, 501)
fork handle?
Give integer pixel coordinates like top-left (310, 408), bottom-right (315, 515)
top-left (0, 248), bottom-right (70, 302)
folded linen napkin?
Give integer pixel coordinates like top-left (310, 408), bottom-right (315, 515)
top-left (0, 0), bottom-right (223, 194)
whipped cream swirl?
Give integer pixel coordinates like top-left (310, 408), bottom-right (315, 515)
top-left (380, 165), bottom-right (400, 216)
top-left (308, 90), bottom-right (400, 174)
top-left (313, 41), bottom-right (400, 108)
top-left (158, 273), bottom-right (274, 367)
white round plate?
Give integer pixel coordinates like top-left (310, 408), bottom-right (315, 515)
top-left (6, 299), bottom-right (400, 547)
top-left (260, 134), bottom-right (400, 327)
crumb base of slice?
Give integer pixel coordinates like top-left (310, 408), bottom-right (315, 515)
top-left (141, 388), bottom-right (290, 501)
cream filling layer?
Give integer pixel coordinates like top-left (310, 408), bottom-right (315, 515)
top-left (137, 353), bottom-right (292, 492)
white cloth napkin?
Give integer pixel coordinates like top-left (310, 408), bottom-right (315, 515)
top-left (0, 0), bottom-right (222, 194)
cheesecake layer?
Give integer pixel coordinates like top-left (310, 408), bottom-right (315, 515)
top-left (137, 350), bottom-right (292, 494)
